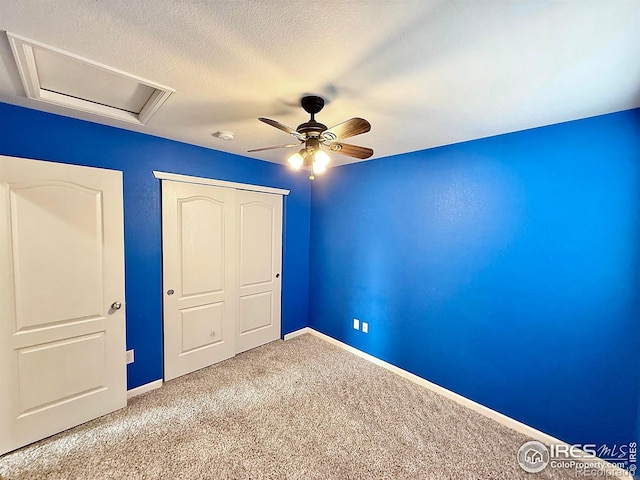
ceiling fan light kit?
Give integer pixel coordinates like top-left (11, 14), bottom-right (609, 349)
top-left (249, 95), bottom-right (373, 180)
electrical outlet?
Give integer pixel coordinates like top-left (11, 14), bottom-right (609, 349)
top-left (126, 349), bottom-right (134, 364)
top-left (362, 322), bottom-right (369, 333)
top-left (353, 318), bottom-right (360, 330)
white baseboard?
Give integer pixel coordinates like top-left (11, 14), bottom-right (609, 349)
top-left (127, 379), bottom-right (163, 399)
top-left (299, 328), bottom-right (631, 478)
top-left (283, 327), bottom-right (310, 340)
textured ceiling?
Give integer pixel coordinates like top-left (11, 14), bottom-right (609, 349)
top-left (0, 1), bottom-right (639, 168)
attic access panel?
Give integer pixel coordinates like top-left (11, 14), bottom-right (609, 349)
top-left (7, 33), bottom-right (174, 125)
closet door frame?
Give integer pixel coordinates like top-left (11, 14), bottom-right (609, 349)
top-left (153, 172), bottom-right (290, 197)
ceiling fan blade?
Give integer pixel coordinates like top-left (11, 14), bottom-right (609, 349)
top-left (247, 143), bottom-right (300, 153)
top-left (327, 142), bottom-right (374, 159)
top-left (258, 117), bottom-right (301, 137)
top-left (322, 118), bottom-right (371, 141)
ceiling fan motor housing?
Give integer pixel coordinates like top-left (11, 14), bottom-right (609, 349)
top-left (297, 121), bottom-right (327, 137)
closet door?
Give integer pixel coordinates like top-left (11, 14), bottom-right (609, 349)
top-left (236, 190), bottom-right (282, 353)
top-left (162, 181), bottom-right (237, 381)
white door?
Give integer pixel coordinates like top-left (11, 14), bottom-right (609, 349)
top-left (0, 155), bottom-right (126, 456)
top-left (162, 181), bottom-right (237, 381)
top-left (236, 190), bottom-right (282, 354)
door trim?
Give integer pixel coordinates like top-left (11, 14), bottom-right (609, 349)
top-left (153, 171), bottom-right (290, 196)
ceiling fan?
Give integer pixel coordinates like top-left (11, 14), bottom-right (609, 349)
top-left (248, 95), bottom-right (373, 180)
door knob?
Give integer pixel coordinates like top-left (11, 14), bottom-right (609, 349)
top-left (275, 273), bottom-right (280, 278)
top-left (111, 301), bottom-right (122, 310)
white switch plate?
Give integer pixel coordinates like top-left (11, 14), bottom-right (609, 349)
top-left (362, 322), bottom-right (369, 333)
top-left (126, 349), bottom-right (134, 364)
top-left (353, 318), bottom-right (360, 330)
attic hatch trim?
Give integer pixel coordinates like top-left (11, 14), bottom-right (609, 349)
top-left (7, 32), bottom-right (175, 125)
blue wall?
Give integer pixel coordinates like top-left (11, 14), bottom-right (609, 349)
top-left (309, 109), bottom-right (640, 451)
top-left (0, 102), bottom-right (311, 390)
top-left (3, 99), bottom-right (639, 458)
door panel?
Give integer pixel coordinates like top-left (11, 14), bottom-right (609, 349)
top-left (18, 333), bottom-right (107, 414)
top-left (239, 291), bottom-right (273, 334)
top-left (179, 197), bottom-right (224, 296)
top-left (0, 155), bottom-right (126, 455)
top-left (11, 182), bottom-right (104, 328)
top-left (236, 191), bottom-right (282, 353)
top-left (239, 202), bottom-right (273, 286)
top-left (162, 181), bottom-right (236, 381)
top-left (180, 302), bottom-right (224, 352)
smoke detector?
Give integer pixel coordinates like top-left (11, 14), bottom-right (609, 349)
top-left (213, 130), bottom-right (234, 141)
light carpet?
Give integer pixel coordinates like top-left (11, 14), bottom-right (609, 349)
top-left (0, 334), bottom-right (621, 479)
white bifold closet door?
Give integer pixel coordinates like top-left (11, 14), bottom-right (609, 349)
top-left (0, 155), bottom-right (127, 455)
top-left (162, 180), bottom-right (282, 381)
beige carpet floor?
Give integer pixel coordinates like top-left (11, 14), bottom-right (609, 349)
top-left (0, 334), bottom-right (624, 479)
